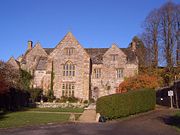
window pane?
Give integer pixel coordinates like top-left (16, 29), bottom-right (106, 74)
top-left (117, 69), bottom-right (123, 78)
top-left (62, 84), bottom-right (65, 89)
top-left (94, 68), bottom-right (101, 78)
top-left (63, 62), bottom-right (75, 77)
top-left (62, 83), bottom-right (75, 97)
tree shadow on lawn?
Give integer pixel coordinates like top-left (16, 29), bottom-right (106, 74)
top-left (0, 106), bottom-right (36, 121)
top-left (0, 111), bottom-right (9, 121)
top-left (157, 114), bottom-right (180, 129)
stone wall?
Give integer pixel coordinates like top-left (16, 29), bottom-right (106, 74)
top-left (91, 44), bottom-right (138, 98)
top-left (33, 70), bottom-right (46, 88)
top-left (35, 102), bottom-right (87, 108)
top-left (18, 32), bottom-right (138, 100)
top-left (48, 32), bottom-right (90, 100)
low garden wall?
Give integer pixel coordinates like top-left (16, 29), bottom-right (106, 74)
top-left (34, 102), bottom-right (88, 108)
top-left (96, 89), bottom-right (156, 119)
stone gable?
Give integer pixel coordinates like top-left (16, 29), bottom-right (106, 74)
top-left (21, 43), bottom-right (48, 72)
top-left (47, 32), bottom-right (90, 100)
top-left (7, 57), bottom-right (20, 69)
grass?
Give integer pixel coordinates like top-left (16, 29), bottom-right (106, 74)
top-left (0, 107), bottom-right (84, 129)
top-left (27, 107), bottom-right (84, 113)
top-left (0, 111), bottom-right (70, 128)
top-left (171, 111), bottom-right (180, 131)
top-left (162, 110), bottom-right (180, 132)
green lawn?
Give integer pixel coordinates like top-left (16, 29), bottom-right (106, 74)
top-left (27, 107), bottom-right (84, 113)
top-left (0, 107), bottom-right (84, 129)
top-left (0, 111), bottom-right (70, 128)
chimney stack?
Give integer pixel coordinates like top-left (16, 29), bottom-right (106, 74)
top-left (28, 40), bottom-right (33, 50)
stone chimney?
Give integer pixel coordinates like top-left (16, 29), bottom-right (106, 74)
top-left (27, 40), bottom-right (33, 50)
top-left (131, 41), bottom-right (136, 51)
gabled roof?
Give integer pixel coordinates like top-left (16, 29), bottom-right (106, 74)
top-left (36, 57), bottom-right (47, 70)
top-left (121, 48), bottom-right (137, 63)
top-left (85, 48), bottom-right (137, 64)
top-left (7, 57), bottom-right (20, 69)
top-left (44, 48), bottom-right (54, 55)
top-left (34, 47), bottom-right (137, 64)
top-left (85, 48), bottom-right (108, 64)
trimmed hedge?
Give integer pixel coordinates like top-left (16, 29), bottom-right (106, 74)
top-left (96, 89), bottom-right (156, 119)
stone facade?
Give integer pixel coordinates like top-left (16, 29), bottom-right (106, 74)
top-left (11, 32), bottom-right (138, 100)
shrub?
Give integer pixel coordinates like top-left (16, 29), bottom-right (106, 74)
top-left (117, 74), bottom-right (162, 93)
top-left (89, 98), bottom-right (95, 103)
top-left (0, 88), bottom-right (30, 111)
top-left (83, 100), bottom-right (89, 104)
top-left (19, 69), bottom-right (33, 90)
top-left (28, 88), bottom-right (43, 102)
top-left (57, 96), bottom-right (79, 103)
top-left (47, 89), bottom-right (56, 102)
top-left (96, 89), bottom-right (156, 119)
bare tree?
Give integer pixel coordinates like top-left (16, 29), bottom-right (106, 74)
top-left (142, 2), bottom-right (180, 67)
top-left (174, 5), bottom-right (180, 66)
top-left (159, 2), bottom-right (178, 67)
top-left (142, 9), bottom-right (160, 68)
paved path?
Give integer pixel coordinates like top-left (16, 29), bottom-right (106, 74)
top-left (78, 110), bottom-right (97, 122)
top-left (78, 103), bottom-right (97, 122)
top-left (0, 108), bottom-right (179, 135)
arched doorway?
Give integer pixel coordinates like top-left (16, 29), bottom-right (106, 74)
top-left (92, 87), bottom-right (99, 101)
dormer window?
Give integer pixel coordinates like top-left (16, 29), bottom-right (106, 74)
top-left (111, 54), bottom-right (118, 61)
top-left (64, 47), bottom-right (75, 56)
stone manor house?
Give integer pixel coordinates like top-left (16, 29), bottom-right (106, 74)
top-left (8, 32), bottom-right (138, 100)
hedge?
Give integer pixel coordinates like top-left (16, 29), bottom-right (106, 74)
top-left (0, 88), bottom-right (30, 111)
top-left (96, 89), bottom-right (156, 119)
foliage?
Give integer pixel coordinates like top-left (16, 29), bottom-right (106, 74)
top-left (28, 88), bottom-right (43, 102)
top-left (89, 98), bottom-right (95, 103)
top-left (117, 73), bottom-right (162, 93)
top-left (57, 96), bottom-right (79, 103)
top-left (19, 69), bottom-right (33, 90)
top-left (139, 66), bottom-right (180, 86)
top-left (83, 100), bottom-right (89, 104)
top-left (0, 61), bottom-right (20, 89)
top-left (47, 89), bottom-right (56, 102)
top-left (96, 89), bottom-right (156, 119)
top-left (47, 61), bottom-right (55, 102)
top-left (129, 36), bottom-right (147, 68)
top-left (0, 88), bottom-right (30, 111)
top-left (160, 67), bottom-right (180, 86)
top-left (0, 77), bottom-right (8, 94)
top-left (50, 61), bottom-right (54, 91)
top-left (0, 61), bottom-right (31, 111)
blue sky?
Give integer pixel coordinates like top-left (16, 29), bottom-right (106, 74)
top-left (0, 0), bottom-right (179, 61)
